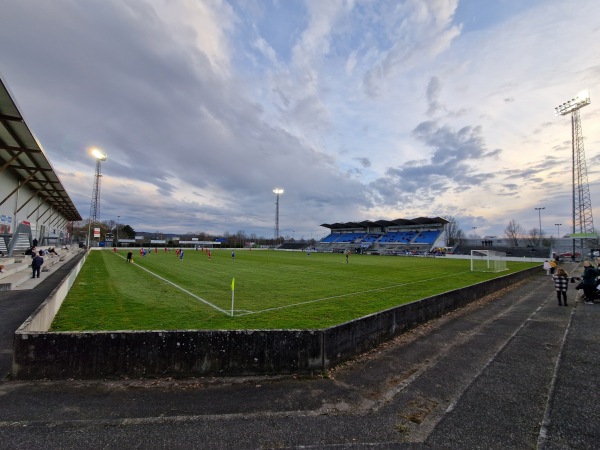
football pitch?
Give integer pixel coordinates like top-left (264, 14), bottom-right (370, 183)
top-left (50, 249), bottom-right (538, 331)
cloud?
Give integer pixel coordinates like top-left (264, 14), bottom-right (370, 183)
top-left (426, 76), bottom-right (444, 116)
top-left (1, 0), bottom-right (599, 240)
top-left (362, 0), bottom-right (461, 97)
top-left (369, 119), bottom-right (499, 210)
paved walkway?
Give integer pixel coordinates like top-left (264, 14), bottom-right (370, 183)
top-left (0, 260), bottom-right (598, 449)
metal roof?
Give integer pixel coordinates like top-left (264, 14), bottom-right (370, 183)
top-left (321, 217), bottom-right (449, 230)
top-left (0, 77), bottom-right (81, 221)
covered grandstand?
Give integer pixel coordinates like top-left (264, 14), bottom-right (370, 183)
top-left (316, 217), bottom-right (449, 255)
top-left (0, 77), bottom-right (81, 256)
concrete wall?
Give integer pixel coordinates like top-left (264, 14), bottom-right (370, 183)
top-left (17, 251), bottom-right (88, 332)
top-left (13, 265), bottom-right (539, 380)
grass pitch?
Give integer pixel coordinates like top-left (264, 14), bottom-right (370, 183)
top-left (50, 249), bottom-right (538, 331)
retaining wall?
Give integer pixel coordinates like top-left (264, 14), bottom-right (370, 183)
top-left (13, 263), bottom-right (539, 380)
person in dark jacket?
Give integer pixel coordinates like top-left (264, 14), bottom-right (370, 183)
top-left (581, 261), bottom-right (598, 304)
top-left (31, 251), bottom-right (44, 278)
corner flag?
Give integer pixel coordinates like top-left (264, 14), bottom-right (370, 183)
top-left (230, 278), bottom-right (235, 317)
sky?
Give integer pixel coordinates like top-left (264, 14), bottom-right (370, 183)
top-left (1, 0), bottom-right (599, 241)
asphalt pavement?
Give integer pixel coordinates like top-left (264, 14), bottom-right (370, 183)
top-left (0, 259), bottom-right (598, 449)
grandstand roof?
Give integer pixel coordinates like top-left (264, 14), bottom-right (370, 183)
top-left (320, 217), bottom-right (449, 230)
top-left (0, 78), bottom-right (81, 221)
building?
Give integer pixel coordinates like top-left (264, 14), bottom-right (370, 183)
top-left (0, 77), bottom-right (81, 256)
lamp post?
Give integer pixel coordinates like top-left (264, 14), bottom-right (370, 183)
top-left (273, 188), bottom-right (284, 244)
top-left (116, 215), bottom-right (120, 247)
top-left (555, 91), bottom-right (594, 259)
top-left (86, 148), bottom-right (107, 248)
top-left (471, 226), bottom-right (478, 239)
top-left (535, 207), bottom-right (545, 245)
top-left (555, 223), bottom-right (562, 239)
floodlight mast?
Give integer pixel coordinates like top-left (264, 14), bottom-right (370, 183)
top-left (273, 188), bottom-right (284, 244)
top-left (554, 91), bottom-right (595, 259)
top-left (87, 149), bottom-right (107, 248)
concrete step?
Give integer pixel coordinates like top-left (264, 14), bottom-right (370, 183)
top-left (0, 260), bottom-right (31, 278)
top-left (11, 249), bottom-right (82, 291)
top-left (0, 248), bottom-right (82, 291)
top-left (0, 270), bottom-right (34, 291)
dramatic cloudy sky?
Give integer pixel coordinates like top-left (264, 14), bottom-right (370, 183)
top-left (1, 0), bottom-right (599, 240)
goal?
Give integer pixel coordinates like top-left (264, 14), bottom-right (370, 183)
top-left (470, 249), bottom-right (508, 272)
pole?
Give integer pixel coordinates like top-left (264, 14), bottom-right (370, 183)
top-left (535, 207), bottom-right (545, 245)
top-left (231, 277), bottom-right (235, 317)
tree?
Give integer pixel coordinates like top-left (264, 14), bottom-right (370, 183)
top-left (504, 219), bottom-right (524, 246)
top-left (524, 228), bottom-right (541, 247)
top-left (444, 216), bottom-right (465, 247)
top-left (121, 224), bottom-right (136, 238)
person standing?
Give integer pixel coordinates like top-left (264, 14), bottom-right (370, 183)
top-left (232, 250), bottom-right (235, 260)
top-left (552, 268), bottom-right (570, 306)
top-left (126, 251), bottom-right (133, 263)
top-left (549, 259), bottom-right (557, 274)
top-left (179, 249), bottom-right (184, 261)
top-left (31, 251), bottom-right (44, 278)
top-left (543, 260), bottom-right (552, 275)
top-left (581, 261), bottom-right (599, 304)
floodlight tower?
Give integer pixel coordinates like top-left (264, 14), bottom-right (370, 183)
top-left (273, 188), bottom-right (284, 243)
top-left (87, 148), bottom-right (107, 248)
top-left (555, 91), bottom-right (596, 258)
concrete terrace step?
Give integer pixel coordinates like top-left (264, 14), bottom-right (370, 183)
top-left (0, 247), bottom-right (82, 291)
top-left (0, 270), bottom-right (34, 292)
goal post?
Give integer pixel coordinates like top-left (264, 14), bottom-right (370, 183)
top-left (470, 249), bottom-right (508, 272)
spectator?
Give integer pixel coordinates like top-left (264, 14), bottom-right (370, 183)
top-left (552, 268), bottom-right (570, 306)
top-left (581, 261), bottom-right (598, 304)
top-left (549, 259), bottom-right (557, 274)
top-left (543, 260), bottom-right (552, 275)
top-left (31, 251), bottom-right (44, 278)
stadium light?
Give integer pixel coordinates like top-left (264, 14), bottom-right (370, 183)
top-left (87, 148), bottom-right (107, 248)
top-left (273, 188), bottom-right (284, 243)
top-left (554, 90), bottom-right (590, 116)
top-left (555, 91), bottom-right (594, 259)
top-left (555, 223), bottom-right (562, 239)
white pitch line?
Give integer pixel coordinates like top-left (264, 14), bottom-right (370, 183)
top-left (235, 271), bottom-right (473, 317)
top-left (117, 254), bottom-right (229, 315)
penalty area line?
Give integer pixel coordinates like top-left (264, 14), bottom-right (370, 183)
top-left (116, 253), bottom-right (230, 316)
top-left (237, 271), bottom-right (473, 317)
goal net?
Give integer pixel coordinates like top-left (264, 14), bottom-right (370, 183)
top-left (470, 250), bottom-right (508, 272)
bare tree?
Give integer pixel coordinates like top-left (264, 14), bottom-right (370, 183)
top-left (524, 228), bottom-right (541, 247)
top-left (504, 219), bottom-right (524, 246)
top-left (444, 216), bottom-right (465, 247)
